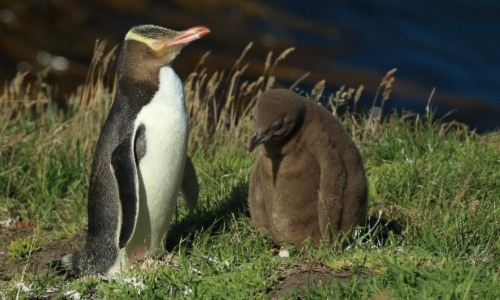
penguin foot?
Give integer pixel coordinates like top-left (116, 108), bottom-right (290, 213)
top-left (127, 258), bottom-right (166, 272)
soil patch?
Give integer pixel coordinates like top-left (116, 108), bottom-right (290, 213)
top-left (0, 224), bottom-right (85, 281)
top-left (268, 261), bottom-right (375, 299)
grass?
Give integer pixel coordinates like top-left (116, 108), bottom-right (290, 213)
top-left (1, 42), bottom-right (498, 299)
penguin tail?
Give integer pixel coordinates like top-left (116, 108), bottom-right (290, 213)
top-left (356, 212), bottom-right (404, 245)
top-left (47, 255), bottom-right (65, 274)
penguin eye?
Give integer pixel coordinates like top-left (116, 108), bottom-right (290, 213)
top-left (151, 41), bottom-right (163, 50)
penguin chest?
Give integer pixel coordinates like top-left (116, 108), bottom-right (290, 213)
top-left (128, 105), bottom-right (188, 257)
top-left (125, 66), bottom-right (188, 258)
top-left (262, 152), bottom-right (321, 242)
top-left (138, 104), bottom-right (188, 204)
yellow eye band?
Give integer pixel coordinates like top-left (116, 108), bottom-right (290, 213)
top-left (125, 32), bottom-right (155, 46)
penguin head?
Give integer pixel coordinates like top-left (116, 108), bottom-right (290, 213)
top-left (248, 89), bottom-right (306, 153)
top-left (118, 25), bottom-right (210, 80)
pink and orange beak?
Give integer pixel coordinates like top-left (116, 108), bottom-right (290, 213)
top-left (169, 26), bottom-right (211, 47)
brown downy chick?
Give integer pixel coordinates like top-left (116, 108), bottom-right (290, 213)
top-left (248, 89), bottom-right (368, 246)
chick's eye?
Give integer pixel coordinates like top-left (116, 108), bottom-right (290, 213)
top-left (270, 120), bottom-right (283, 131)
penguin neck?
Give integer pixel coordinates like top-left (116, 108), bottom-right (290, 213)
top-left (263, 133), bottom-right (300, 158)
top-left (156, 65), bottom-right (185, 111)
top-left (263, 115), bottom-right (305, 158)
top-left (115, 65), bottom-right (185, 114)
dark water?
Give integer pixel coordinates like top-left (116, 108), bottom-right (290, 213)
top-left (264, 0), bottom-right (500, 131)
top-left (0, 0), bottom-right (498, 131)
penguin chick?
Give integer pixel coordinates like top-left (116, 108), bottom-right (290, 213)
top-left (248, 89), bottom-right (368, 246)
top-left (53, 25), bottom-right (209, 277)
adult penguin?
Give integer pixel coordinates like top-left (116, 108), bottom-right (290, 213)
top-left (55, 25), bottom-right (209, 277)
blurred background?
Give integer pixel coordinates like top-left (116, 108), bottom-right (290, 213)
top-left (1, 0), bottom-right (499, 132)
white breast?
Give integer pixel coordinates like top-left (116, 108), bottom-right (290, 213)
top-left (125, 66), bottom-right (189, 261)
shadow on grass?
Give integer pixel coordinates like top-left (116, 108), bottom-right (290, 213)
top-left (165, 181), bottom-right (250, 252)
top-left (164, 180), bottom-right (405, 252)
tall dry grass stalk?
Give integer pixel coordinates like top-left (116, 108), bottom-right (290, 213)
top-left (302, 78), bottom-right (368, 144)
top-left (363, 68), bottom-right (397, 137)
top-left (184, 43), bottom-right (296, 150)
top-left (0, 71), bottom-right (56, 166)
top-left (64, 40), bottom-right (117, 154)
top-left (1, 40), bottom-right (404, 156)
top-left (0, 40), bottom-right (118, 198)
top-left (70, 40), bottom-right (117, 113)
top-left (0, 72), bottom-right (52, 126)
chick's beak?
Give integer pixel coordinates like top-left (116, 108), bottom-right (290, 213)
top-left (169, 26), bottom-right (210, 47)
top-left (248, 132), bottom-right (269, 153)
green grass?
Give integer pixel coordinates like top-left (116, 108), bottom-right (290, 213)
top-left (0, 45), bottom-right (498, 299)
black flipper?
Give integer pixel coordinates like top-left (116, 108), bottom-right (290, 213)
top-left (134, 124), bottom-right (147, 163)
top-left (111, 125), bottom-right (146, 249)
top-left (181, 155), bottom-right (199, 211)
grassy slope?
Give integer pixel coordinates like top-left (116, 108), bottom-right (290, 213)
top-left (1, 46), bottom-right (498, 299)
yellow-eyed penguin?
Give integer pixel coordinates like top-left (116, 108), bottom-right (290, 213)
top-left (248, 89), bottom-right (368, 246)
top-left (55, 24), bottom-right (209, 277)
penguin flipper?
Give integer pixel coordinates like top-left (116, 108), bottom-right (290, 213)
top-left (181, 155), bottom-right (199, 211)
top-left (111, 129), bottom-right (142, 248)
top-left (314, 147), bottom-right (346, 240)
top-left (248, 157), bottom-right (269, 230)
